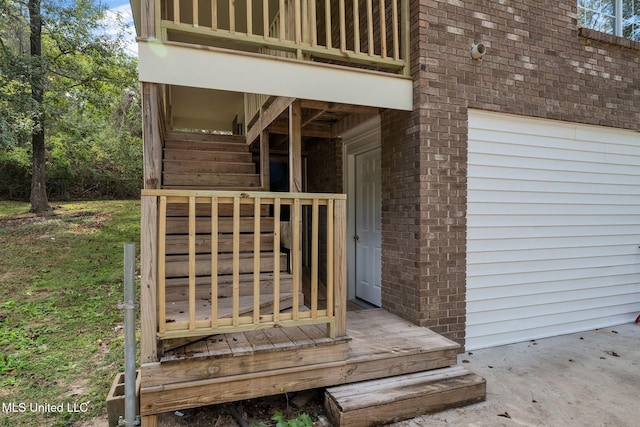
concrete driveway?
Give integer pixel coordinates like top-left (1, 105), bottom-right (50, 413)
top-left (392, 322), bottom-right (640, 427)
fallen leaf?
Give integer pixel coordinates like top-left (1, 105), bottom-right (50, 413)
top-left (611, 330), bottom-right (618, 334)
top-left (605, 351), bottom-right (620, 357)
top-left (568, 359), bottom-right (574, 362)
top-left (462, 359), bottom-right (470, 363)
top-left (488, 365), bottom-right (494, 369)
top-left (497, 412), bottom-right (511, 419)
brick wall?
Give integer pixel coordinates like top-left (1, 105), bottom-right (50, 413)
top-left (381, 0), bottom-right (640, 347)
top-left (306, 138), bottom-right (343, 284)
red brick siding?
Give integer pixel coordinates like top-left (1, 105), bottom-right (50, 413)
top-left (381, 0), bottom-right (640, 347)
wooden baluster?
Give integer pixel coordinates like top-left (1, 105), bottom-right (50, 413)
top-left (279, 0), bottom-right (285, 40)
top-left (193, 0), bottom-right (199, 28)
top-left (311, 199), bottom-right (319, 318)
top-left (173, 0), bottom-right (180, 24)
top-left (188, 196), bottom-right (196, 331)
top-left (263, 0), bottom-right (269, 37)
top-left (247, 0), bottom-right (253, 35)
top-left (353, 0), bottom-right (361, 53)
top-left (158, 196), bottom-right (167, 334)
top-left (379, 0), bottom-right (386, 57)
top-left (366, 0), bottom-right (374, 56)
top-left (212, 0), bottom-right (218, 30)
top-left (273, 199), bottom-right (281, 322)
top-left (392, 0), bottom-right (399, 60)
top-left (232, 196), bottom-right (240, 326)
top-left (295, 0), bottom-right (301, 43)
top-left (310, 0), bottom-right (317, 46)
top-left (292, 198), bottom-right (301, 320)
top-left (325, 0), bottom-right (331, 48)
top-left (230, 0), bottom-right (236, 32)
top-left (210, 197), bottom-right (219, 328)
top-left (339, 0), bottom-right (346, 52)
top-left (253, 197), bottom-right (262, 324)
top-left (401, 0), bottom-right (409, 74)
top-left (326, 199), bottom-right (334, 319)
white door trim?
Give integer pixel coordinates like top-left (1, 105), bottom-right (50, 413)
top-left (340, 116), bottom-right (381, 302)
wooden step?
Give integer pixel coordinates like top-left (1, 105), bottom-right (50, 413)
top-left (164, 140), bottom-right (249, 153)
top-left (165, 252), bottom-right (288, 277)
top-left (163, 173), bottom-right (261, 188)
top-left (165, 131), bottom-right (246, 146)
top-left (164, 160), bottom-right (256, 174)
top-left (325, 366), bottom-right (486, 427)
top-left (164, 292), bottom-right (302, 326)
top-left (165, 203), bottom-right (270, 217)
top-left (164, 149), bottom-right (253, 163)
top-left (166, 216), bottom-right (274, 234)
top-left (164, 272), bottom-right (294, 300)
top-left (165, 234), bottom-right (275, 255)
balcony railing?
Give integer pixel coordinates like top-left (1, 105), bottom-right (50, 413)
top-left (141, 189), bottom-right (347, 340)
top-left (157, 0), bottom-right (410, 74)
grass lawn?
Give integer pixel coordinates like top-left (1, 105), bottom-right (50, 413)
top-left (0, 200), bottom-right (140, 427)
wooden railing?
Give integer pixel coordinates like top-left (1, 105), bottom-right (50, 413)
top-left (157, 0), bottom-right (410, 74)
top-left (141, 189), bottom-right (347, 340)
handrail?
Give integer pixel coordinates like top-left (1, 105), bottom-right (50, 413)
top-left (142, 189), bottom-right (347, 340)
top-left (157, 0), bottom-right (410, 74)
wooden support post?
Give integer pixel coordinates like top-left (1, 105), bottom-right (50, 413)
top-left (332, 199), bottom-right (347, 338)
top-left (140, 82), bottom-right (163, 364)
top-left (260, 131), bottom-right (270, 190)
top-left (141, 0), bottom-right (157, 39)
top-left (289, 101), bottom-right (302, 193)
top-left (140, 196), bottom-right (158, 363)
top-left (141, 414), bottom-right (158, 427)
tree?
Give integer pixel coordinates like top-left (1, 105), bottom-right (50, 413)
top-left (0, 0), bottom-right (132, 213)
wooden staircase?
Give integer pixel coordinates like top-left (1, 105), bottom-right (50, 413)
top-left (162, 131), bottom-right (260, 189)
top-left (159, 131), bottom-right (295, 342)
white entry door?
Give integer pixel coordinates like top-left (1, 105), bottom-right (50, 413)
top-left (355, 148), bottom-right (382, 306)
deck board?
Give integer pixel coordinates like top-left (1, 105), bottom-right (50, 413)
top-left (140, 308), bottom-right (460, 415)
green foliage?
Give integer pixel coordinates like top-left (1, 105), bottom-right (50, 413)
top-left (0, 0), bottom-right (142, 202)
top-left (0, 200), bottom-right (140, 426)
top-left (269, 412), bottom-right (314, 427)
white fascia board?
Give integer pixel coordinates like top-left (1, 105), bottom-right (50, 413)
top-left (138, 40), bottom-right (413, 111)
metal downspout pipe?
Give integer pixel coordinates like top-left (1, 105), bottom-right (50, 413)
top-left (119, 243), bottom-right (140, 426)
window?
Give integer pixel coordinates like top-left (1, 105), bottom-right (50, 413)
top-left (578, 0), bottom-right (640, 41)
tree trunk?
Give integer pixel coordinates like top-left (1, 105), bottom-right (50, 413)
top-left (28, 0), bottom-right (49, 213)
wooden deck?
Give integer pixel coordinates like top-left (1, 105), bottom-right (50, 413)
top-left (139, 308), bottom-right (460, 417)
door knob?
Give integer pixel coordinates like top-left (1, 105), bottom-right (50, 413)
top-left (354, 235), bottom-right (360, 241)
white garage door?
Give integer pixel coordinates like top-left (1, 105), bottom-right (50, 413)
top-left (467, 110), bottom-right (640, 350)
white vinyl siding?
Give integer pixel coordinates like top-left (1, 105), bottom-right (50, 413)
top-left (466, 110), bottom-right (640, 350)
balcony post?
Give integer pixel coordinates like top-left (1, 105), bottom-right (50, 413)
top-left (333, 199), bottom-right (347, 337)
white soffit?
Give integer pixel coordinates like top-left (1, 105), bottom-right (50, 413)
top-left (138, 40), bottom-right (413, 111)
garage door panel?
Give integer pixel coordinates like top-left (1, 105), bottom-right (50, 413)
top-left (467, 214), bottom-right (640, 228)
top-left (469, 255), bottom-right (639, 278)
top-left (468, 244), bottom-right (639, 264)
top-left (468, 234), bottom-right (640, 252)
top-left (468, 264), bottom-right (640, 290)
top-left (469, 190), bottom-right (639, 205)
top-left (468, 202), bottom-right (640, 216)
top-left (471, 132), bottom-right (640, 159)
top-left (469, 164), bottom-right (639, 186)
top-left (466, 110), bottom-right (640, 350)
top-left (466, 312), bottom-right (635, 350)
top-left (467, 224), bottom-right (636, 240)
top-left (468, 274), bottom-right (640, 301)
top-left (469, 287), bottom-right (640, 313)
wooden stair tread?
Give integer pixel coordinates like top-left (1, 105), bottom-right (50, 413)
top-left (164, 292), bottom-right (300, 324)
top-left (325, 366), bottom-right (486, 426)
top-left (165, 131), bottom-right (246, 145)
